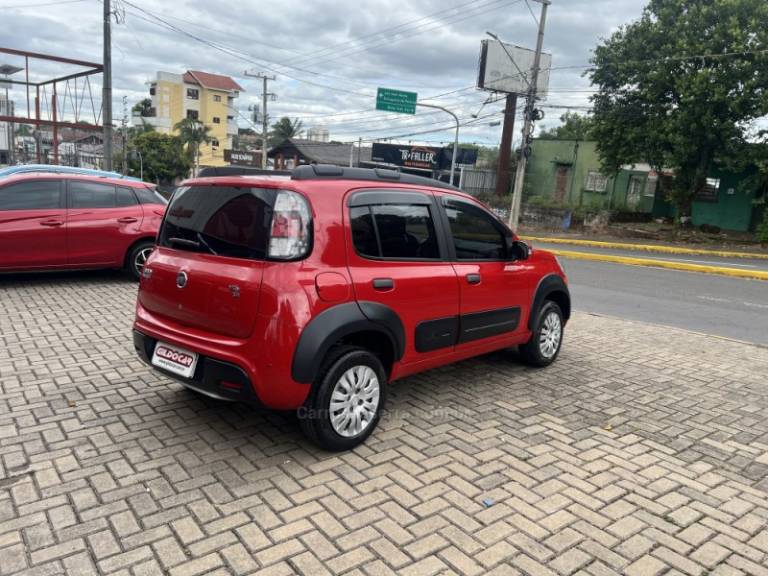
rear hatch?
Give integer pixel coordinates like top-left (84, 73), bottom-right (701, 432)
top-left (138, 183), bottom-right (312, 339)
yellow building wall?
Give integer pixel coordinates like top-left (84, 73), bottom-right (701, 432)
top-left (197, 88), bottom-right (230, 167)
top-left (154, 79), bottom-right (184, 133)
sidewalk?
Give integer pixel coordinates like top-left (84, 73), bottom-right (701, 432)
top-left (524, 234), bottom-right (768, 281)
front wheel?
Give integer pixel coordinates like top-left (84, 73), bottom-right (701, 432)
top-left (298, 346), bottom-right (387, 451)
top-left (519, 301), bottom-right (564, 367)
top-left (126, 241), bottom-right (155, 281)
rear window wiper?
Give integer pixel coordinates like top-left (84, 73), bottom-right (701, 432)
top-left (167, 237), bottom-right (201, 249)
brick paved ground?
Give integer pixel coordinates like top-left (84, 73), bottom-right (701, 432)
top-left (2, 271), bottom-right (768, 576)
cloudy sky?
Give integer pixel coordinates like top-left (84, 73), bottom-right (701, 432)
top-left (3, 0), bottom-right (648, 147)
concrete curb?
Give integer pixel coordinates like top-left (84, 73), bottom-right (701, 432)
top-left (522, 235), bottom-right (768, 260)
top-left (550, 248), bottom-right (768, 281)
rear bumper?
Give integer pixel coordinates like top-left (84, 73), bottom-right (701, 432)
top-left (133, 330), bottom-right (260, 404)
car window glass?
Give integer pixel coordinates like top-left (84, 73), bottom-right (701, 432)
top-left (116, 187), bottom-right (138, 207)
top-left (70, 181), bottom-right (116, 209)
top-left (0, 180), bottom-right (61, 210)
top-left (350, 204), bottom-right (439, 260)
top-left (350, 206), bottom-right (379, 258)
top-left (445, 200), bottom-right (506, 260)
top-left (160, 186), bottom-right (276, 260)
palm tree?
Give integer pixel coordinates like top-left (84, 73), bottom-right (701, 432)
top-left (269, 117), bottom-right (304, 147)
top-left (174, 117), bottom-right (212, 175)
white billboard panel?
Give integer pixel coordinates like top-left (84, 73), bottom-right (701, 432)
top-left (477, 40), bottom-right (552, 96)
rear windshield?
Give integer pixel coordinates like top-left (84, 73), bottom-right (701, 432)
top-left (159, 185), bottom-right (277, 260)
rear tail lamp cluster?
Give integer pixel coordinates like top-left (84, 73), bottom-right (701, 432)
top-left (268, 191), bottom-right (312, 260)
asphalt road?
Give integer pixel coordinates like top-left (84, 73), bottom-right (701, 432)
top-left (556, 256), bottom-right (768, 346)
top-left (534, 241), bottom-right (768, 273)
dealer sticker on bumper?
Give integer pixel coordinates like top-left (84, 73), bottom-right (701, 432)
top-left (151, 341), bottom-right (199, 379)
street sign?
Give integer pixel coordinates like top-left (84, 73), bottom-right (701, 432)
top-left (376, 87), bottom-right (417, 115)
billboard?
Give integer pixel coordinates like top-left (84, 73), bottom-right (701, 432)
top-left (477, 39), bottom-right (551, 96)
top-left (224, 149), bottom-right (261, 166)
top-left (372, 143), bottom-right (478, 171)
top-left (372, 143), bottom-right (440, 170)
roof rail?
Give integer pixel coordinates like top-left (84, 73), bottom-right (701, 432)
top-left (197, 166), bottom-right (291, 177)
top-left (291, 164), bottom-right (460, 191)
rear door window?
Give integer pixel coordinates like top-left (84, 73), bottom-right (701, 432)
top-left (351, 204), bottom-right (439, 259)
top-left (159, 185), bottom-right (278, 260)
top-left (116, 187), bottom-right (139, 207)
top-left (69, 181), bottom-right (117, 209)
top-left (0, 180), bottom-right (62, 210)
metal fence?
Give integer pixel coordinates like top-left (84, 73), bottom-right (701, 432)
top-left (459, 167), bottom-right (496, 196)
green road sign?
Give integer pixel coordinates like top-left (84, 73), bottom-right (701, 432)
top-left (376, 87), bottom-right (417, 115)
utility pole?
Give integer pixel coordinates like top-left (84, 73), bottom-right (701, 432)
top-left (121, 95), bottom-right (128, 174)
top-left (508, 0), bottom-right (550, 230)
top-left (495, 94), bottom-right (517, 196)
top-left (102, 0), bottom-right (113, 170)
top-left (245, 71), bottom-right (275, 169)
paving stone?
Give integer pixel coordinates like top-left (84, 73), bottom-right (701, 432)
top-left (4, 278), bottom-right (768, 575)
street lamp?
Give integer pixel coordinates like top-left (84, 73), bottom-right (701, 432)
top-left (0, 64), bottom-right (23, 166)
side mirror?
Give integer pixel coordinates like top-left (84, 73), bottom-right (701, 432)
top-left (509, 239), bottom-right (531, 261)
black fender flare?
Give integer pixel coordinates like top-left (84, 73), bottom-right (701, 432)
top-left (291, 301), bottom-right (405, 384)
top-left (529, 274), bottom-right (571, 329)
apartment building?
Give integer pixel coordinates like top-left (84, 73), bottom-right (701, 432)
top-left (142, 70), bottom-right (243, 167)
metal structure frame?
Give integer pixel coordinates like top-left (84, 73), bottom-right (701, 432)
top-left (0, 47), bottom-right (104, 165)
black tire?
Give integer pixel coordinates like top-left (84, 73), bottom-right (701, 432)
top-left (298, 346), bottom-right (387, 451)
top-left (519, 301), bottom-right (564, 367)
top-left (125, 240), bottom-right (155, 281)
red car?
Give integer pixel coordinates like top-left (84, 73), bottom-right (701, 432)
top-left (0, 173), bottom-right (166, 279)
top-left (133, 165), bottom-right (570, 450)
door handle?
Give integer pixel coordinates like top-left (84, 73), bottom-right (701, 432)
top-left (372, 278), bottom-right (394, 291)
top-left (40, 219), bottom-right (63, 227)
top-left (117, 217), bottom-right (138, 223)
top-left (466, 273), bottom-right (481, 285)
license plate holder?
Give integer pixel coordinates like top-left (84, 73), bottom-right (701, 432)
top-left (151, 341), bottom-right (199, 379)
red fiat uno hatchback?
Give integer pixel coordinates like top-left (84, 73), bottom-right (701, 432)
top-left (133, 165), bottom-right (570, 450)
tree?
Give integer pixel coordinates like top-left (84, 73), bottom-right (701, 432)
top-left (269, 117), bottom-right (304, 146)
top-left (589, 0), bottom-right (768, 218)
top-left (538, 112), bottom-right (595, 141)
top-left (128, 131), bottom-right (191, 184)
top-left (174, 117), bottom-right (212, 175)
top-left (132, 98), bottom-right (154, 117)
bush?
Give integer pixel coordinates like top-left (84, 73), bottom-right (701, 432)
top-left (757, 209), bottom-right (768, 244)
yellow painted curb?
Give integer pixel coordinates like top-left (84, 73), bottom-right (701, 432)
top-left (550, 249), bottom-right (768, 281)
top-left (522, 236), bottom-right (768, 260)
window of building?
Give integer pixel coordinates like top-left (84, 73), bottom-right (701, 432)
top-left (186, 88), bottom-right (199, 100)
top-left (212, 117), bottom-right (221, 124)
top-left (149, 85), bottom-right (156, 96)
top-left (350, 204), bottom-right (439, 260)
top-left (69, 181), bottom-right (116, 209)
top-left (213, 94), bottom-right (222, 102)
top-left (585, 170), bottom-right (609, 193)
top-left (0, 180), bottom-right (61, 210)
top-left (444, 200), bottom-right (506, 260)
top-left (186, 109), bottom-right (199, 120)
top-left (697, 177), bottom-right (720, 202)
top-left (211, 139), bottom-right (220, 148)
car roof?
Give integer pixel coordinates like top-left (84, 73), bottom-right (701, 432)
top-left (0, 164), bottom-right (141, 181)
top-left (0, 171), bottom-right (152, 188)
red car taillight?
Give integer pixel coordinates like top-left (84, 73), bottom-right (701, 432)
top-left (268, 191), bottom-right (312, 260)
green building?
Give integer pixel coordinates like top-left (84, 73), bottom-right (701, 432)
top-left (524, 138), bottom-right (765, 232)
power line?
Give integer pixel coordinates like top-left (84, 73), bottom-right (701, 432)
top-left (297, 0), bottom-right (524, 69)
top-left (1, 0), bottom-right (85, 7)
top-left (290, 0), bottom-right (507, 66)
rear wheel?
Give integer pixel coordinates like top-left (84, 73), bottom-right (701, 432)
top-left (519, 301), bottom-right (564, 367)
top-left (126, 240), bottom-right (154, 281)
top-left (298, 346), bottom-right (386, 451)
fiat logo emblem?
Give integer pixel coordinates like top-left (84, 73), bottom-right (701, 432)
top-left (176, 271), bottom-right (188, 289)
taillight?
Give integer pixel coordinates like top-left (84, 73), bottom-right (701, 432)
top-left (268, 191), bottom-right (312, 260)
